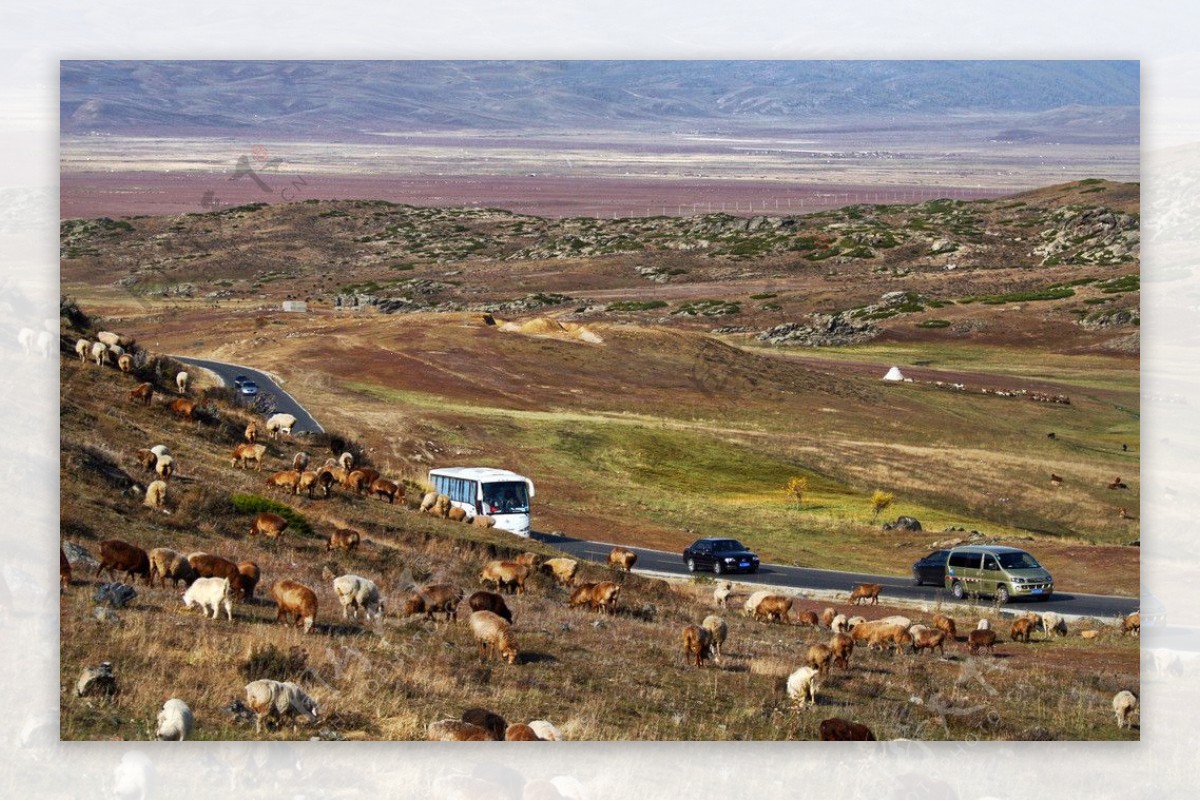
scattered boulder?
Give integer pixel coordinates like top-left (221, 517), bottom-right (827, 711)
top-left (883, 516), bottom-right (922, 532)
top-left (757, 313), bottom-right (879, 347)
top-left (93, 582), bottom-right (138, 609)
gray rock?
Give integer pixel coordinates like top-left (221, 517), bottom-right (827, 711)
top-left (94, 582), bottom-right (138, 609)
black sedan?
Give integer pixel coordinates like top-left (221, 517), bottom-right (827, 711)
top-left (911, 549), bottom-right (950, 586)
top-left (683, 538), bottom-right (760, 575)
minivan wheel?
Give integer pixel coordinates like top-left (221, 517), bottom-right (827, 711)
top-left (686, 558), bottom-right (696, 573)
top-left (951, 581), bottom-right (965, 600)
top-left (995, 585), bottom-right (1010, 605)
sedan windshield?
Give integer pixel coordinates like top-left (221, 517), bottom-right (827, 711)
top-left (482, 481), bottom-right (530, 514)
top-left (998, 552), bottom-right (1041, 570)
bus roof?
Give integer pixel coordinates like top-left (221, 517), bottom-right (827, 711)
top-left (429, 467), bottom-right (534, 490)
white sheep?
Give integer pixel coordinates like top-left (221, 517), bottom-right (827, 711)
top-left (332, 574), bottom-right (384, 621)
top-left (528, 720), bottom-right (562, 741)
top-left (830, 614), bottom-right (849, 634)
top-left (176, 371), bottom-right (189, 394)
top-left (75, 338), bottom-right (91, 363)
top-left (96, 331), bottom-right (123, 347)
top-left (786, 665), bottom-right (821, 708)
top-left (877, 615), bottom-right (911, 628)
top-left (701, 615), bottom-right (728, 661)
top-left (108, 344), bottom-right (125, 358)
top-left (244, 679), bottom-right (319, 734)
top-left (339, 451), bottom-right (354, 471)
top-left (1113, 690), bottom-right (1138, 729)
top-left (713, 580), bottom-right (733, 608)
top-left (90, 341), bottom-right (110, 366)
top-left (183, 577), bottom-right (235, 621)
top-left (155, 698), bottom-right (194, 741)
top-left (742, 589), bottom-right (771, 617)
top-left (846, 615), bottom-right (866, 627)
top-left (976, 618), bottom-right (990, 631)
top-left (143, 480), bottom-right (168, 510)
top-left (18, 327), bottom-right (35, 355)
top-left (37, 330), bottom-right (53, 359)
top-left (150, 444), bottom-right (170, 458)
top-left (155, 454), bottom-right (175, 480)
top-left (266, 413), bottom-right (298, 439)
top-left (1040, 611), bottom-right (1068, 638)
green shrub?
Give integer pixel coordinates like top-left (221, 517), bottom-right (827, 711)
top-left (230, 493), bottom-right (314, 537)
top-left (607, 300), bottom-right (669, 312)
top-left (917, 319), bottom-right (952, 329)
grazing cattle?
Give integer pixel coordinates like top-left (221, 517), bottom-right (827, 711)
top-left (848, 583), bottom-right (881, 605)
top-left (967, 629), bottom-right (998, 656)
top-left (608, 547), bottom-right (637, 572)
top-left (326, 528), bottom-right (361, 552)
top-left (682, 624), bottom-right (713, 668)
top-left (819, 718), bottom-right (876, 741)
top-left (96, 539), bottom-right (151, 584)
top-left (271, 579), bottom-right (319, 633)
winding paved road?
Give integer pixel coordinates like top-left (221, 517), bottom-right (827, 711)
top-left (176, 354), bottom-right (1139, 620)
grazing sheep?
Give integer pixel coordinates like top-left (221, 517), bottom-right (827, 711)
top-left (108, 344), bottom-right (125, 359)
top-left (468, 590), bottom-right (512, 624)
top-left (237, 561), bottom-right (260, 599)
top-left (267, 470), bottom-right (302, 494)
top-left (291, 452), bottom-right (309, 472)
top-left (134, 448), bottom-right (157, 472)
top-left (877, 615), bottom-right (912, 628)
top-left (470, 610), bottom-right (519, 665)
top-left (297, 470), bottom-right (320, 498)
top-left (819, 718), bottom-right (876, 741)
top-left (60, 547), bottom-right (72, 590)
top-left (479, 561), bottom-right (530, 595)
top-left (128, 382), bottom-right (153, 404)
top-left (1010, 617), bottom-right (1036, 643)
top-left (428, 719), bottom-right (493, 741)
top-left (849, 620), bottom-right (894, 645)
top-left (749, 594), bottom-right (793, 625)
top-left (682, 624), bottom-right (713, 668)
top-left (75, 338), bottom-right (91, 363)
top-left (148, 547), bottom-right (196, 589)
top-left (419, 491), bottom-right (439, 512)
top-left (867, 624), bottom-right (911, 655)
top-left (701, 615), bottom-right (728, 660)
top-left (187, 553), bottom-right (249, 597)
top-left (505, 723), bottom-right (541, 741)
top-left (155, 698), bottom-right (194, 741)
top-left (96, 331), bottom-right (126, 348)
top-left (154, 454), bottom-right (175, 480)
top-left (338, 452), bottom-right (354, 471)
top-left (344, 470), bottom-right (371, 495)
top-left (1040, 611), bottom-right (1068, 638)
top-left (76, 662), bottom-right (118, 699)
top-left (150, 444), bottom-right (170, 458)
top-left (265, 413), bottom-right (298, 439)
top-left (1113, 690), bottom-right (1139, 729)
top-left (326, 528), bottom-right (361, 553)
top-left (461, 708), bottom-right (508, 741)
top-left (540, 557), bottom-right (578, 587)
top-left (175, 371), bottom-right (189, 394)
top-left (92, 341), bottom-right (112, 366)
top-left (967, 629), bottom-right (998, 656)
top-left (515, 552), bottom-right (541, 570)
top-left (143, 479), bottom-right (169, 511)
top-left (830, 614), bottom-right (849, 635)
top-left (17, 327), bottom-right (34, 355)
top-left (271, 580), bottom-right (319, 633)
top-left (797, 610), bottom-right (819, 628)
top-left (244, 422), bottom-right (259, 443)
top-left (402, 583), bottom-right (462, 622)
top-left (332, 574), bottom-right (384, 622)
top-left (829, 633), bottom-right (854, 670)
top-left (117, 353), bottom-right (133, 373)
top-left (96, 540), bottom-right (151, 584)
top-left (848, 583), bottom-right (881, 605)
top-left (370, 478), bottom-right (401, 504)
top-left (249, 512), bottom-right (288, 539)
top-left (714, 580), bottom-right (733, 608)
top-left (244, 679), bottom-right (318, 734)
top-left (933, 614), bottom-right (958, 642)
top-left (183, 577), bottom-right (235, 621)
top-left (1122, 612), bottom-right (1141, 636)
top-left (820, 607), bottom-right (837, 629)
top-left (168, 398), bottom-right (196, 420)
top-left (912, 628), bottom-right (947, 656)
top-left (472, 515), bottom-right (496, 529)
top-left (447, 506), bottom-right (468, 522)
top-left (976, 618), bottom-right (990, 631)
top-left (786, 666), bottom-right (821, 709)
top-left (742, 590), bottom-right (771, 618)
top-left (231, 443), bottom-right (268, 470)
top-left (608, 547), bottom-right (637, 572)
top-left (806, 643), bottom-right (834, 677)
top-left (568, 581), bottom-right (621, 614)
top-left (316, 467), bottom-right (340, 498)
top-left (846, 616), bottom-right (867, 627)
top-left (528, 720), bottom-right (562, 741)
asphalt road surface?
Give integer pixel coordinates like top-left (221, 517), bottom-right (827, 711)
top-left (535, 532), bottom-right (1140, 620)
top-left (173, 355), bottom-right (324, 435)
top-left (174, 354), bottom-right (1138, 619)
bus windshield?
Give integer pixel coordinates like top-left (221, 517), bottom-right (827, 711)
top-left (482, 481), bottom-right (530, 514)
top-left (998, 552), bottom-right (1041, 570)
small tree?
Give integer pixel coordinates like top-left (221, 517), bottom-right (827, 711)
top-left (871, 490), bottom-right (895, 522)
top-left (786, 476), bottom-right (809, 508)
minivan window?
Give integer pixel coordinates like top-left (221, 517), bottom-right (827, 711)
top-left (983, 555), bottom-right (999, 571)
top-left (998, 552), bottom-right (1041, 570)
top-left (949, 552), bottom-right (980, 569)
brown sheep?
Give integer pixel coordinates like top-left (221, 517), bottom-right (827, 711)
top-left (1122, 612), bottom-right (1140, 636)
top-left (1010, 617), bottom-right (1036, 643)
top-left (514, 552), bottom-right (541, 570)
top-left (806, 643), bottom-right (834, 677)
top-left (96, 539), bottom-right (151, 584)
top-left (60, 547), bottom-right (72, 590)
top-left (316, 467), bottom-right (340, 498)
top-left (325, 528), bottom-right (361, 553)
top-left (117, 353), bottom-right (133, 373)
top-left (427, 719), bottom-right (493, 741)
top-left (237, 561), bottom-right (261, 599)
top-left (848, 583), bottom-right (881, 605)
top-left (370, 478), bottom-right (401, 504)
top-left (682, 624), bottom-right (713, 668)
top-left (249, 512), bottom-right (288, 539)
top-left (271, 579), bottom-right (318, 634)
top-left (231, 443), bottom-right (267, 470)
top-left (168, 398), bottom-right (196, 420)
top-left (867, 624), bottom-right (911, 655)
top-left (187, 552), bottom-right (249, 598)
top-left (267, 470), bottom-right (302, 494)
top-left (403, 583), bottom-right (464, 622)
top-left (244, 422), bottom-right (259, 443)
top-left (148, 547), bottom-right (197, 589)
top-left (135, 448), bottom-right (158, 472)
top-left (912, 628), bottom-right (947, 655)
top-left (933, 613), bottom-right (958, 642)
top-left (505, 723), bottom-right (541, 741)
top-left (967, 628), bottom-right (998, 656)
top-left (797, 610), bottom-right (819, 628)
top-left (821, 607), bottom-right (837, 629)
top-left (819, 718), bottom-right (877, 741)
top-left (461, 708), bottom-right (507, 741)
top-left (128, 382), bottom-right (154, 405)
top-left (467, 590), bottom-right (513, 624)
top-left (750, 594), bottom-right (793, 624)
top-left (292, 452), bottom-right (310, 472)
top-left (540, 557), bottom-right (578, 587)
top-left (297, 470), bottom-right (320, 498)
top-left (829, 633), bottom-right (854, 670)
top-left (608, 547), bottom-right (637, 572)
top-left (568, 581), bottom-right (621, 614)
top-left (472, 515), bottom-right (496, 528)
top-left (347, 468), bottom-right (380, 495)
top-left (447, 506), bottom-right (468, 522)
top-left (479, 561), bottom-right (529, 595)
top-left (469, 610), bottom-right (519, 664)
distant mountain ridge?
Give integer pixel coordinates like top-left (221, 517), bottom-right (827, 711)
top-left (60, 60), bottom-right (1139, 137)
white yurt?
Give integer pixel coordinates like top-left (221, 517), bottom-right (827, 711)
top-left (882, 366), bottom-right (905, 382)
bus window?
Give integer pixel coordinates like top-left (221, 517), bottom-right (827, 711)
top-left (482, 482), bottom-right (529, 514)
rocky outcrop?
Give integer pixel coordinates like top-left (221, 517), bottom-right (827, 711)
top-left (757, 313), bottom-right (879, 347)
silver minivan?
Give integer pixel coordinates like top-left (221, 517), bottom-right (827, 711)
top-left (944, 545), bottom-right (1053, 604)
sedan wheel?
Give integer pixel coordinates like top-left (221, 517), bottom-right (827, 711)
top-left (686, 558), bottom-right (696, 573)
top-left (912, 570), bottom-right (923, 587)
top-left (713, 561), bottom-right (724, 576)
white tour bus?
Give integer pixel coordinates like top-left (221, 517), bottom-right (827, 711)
top-left (428, 467), bottom-right (536, 537)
